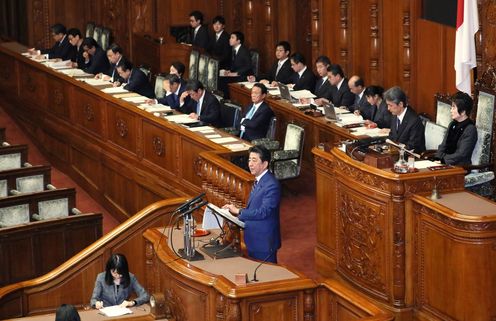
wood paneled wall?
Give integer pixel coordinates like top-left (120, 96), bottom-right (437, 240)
top-left (21, 0), bottom-right (495, 119)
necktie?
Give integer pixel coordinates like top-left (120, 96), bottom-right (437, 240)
top-left (196, 100), bottom-right (201, 115)
top-left (252, 179), bottom-right (258, 192)
top-left (240, 105), bottom-right (256, 138)
top-left (275, 62), bottom-right (282, 77)
top-left (172, 93), bottom-right (178, 106)
top-left (396, 118), bottom-right (401, 130)
top-left (232, 50), bottom-right (236, 63)
top-left (370, 105), bottom-right (377, 121)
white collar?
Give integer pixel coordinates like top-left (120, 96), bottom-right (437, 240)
top-left (298, 66), bottom-right (307, 77)
top-left (336, 78), bottom-right (344, 90)
top-left (233, 44), bottom-right (241, 53)
top-left (255, 169), bottom-right (268, 182)
top-left (397, 107), bottom-right (408, 123)
top-left (194, 25), bottom-right (201, 33)
top-left (278, 57), bottom-right (288, 65)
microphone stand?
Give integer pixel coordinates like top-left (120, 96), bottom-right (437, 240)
top-left (177, 200), bottom-right (208, 261)
top-left (251, 250), bottom-right (274, 282)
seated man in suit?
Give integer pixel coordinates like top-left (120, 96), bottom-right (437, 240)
top-left (208, 15), bottom-right (231, 69)
top-left (348, 75), bottom-right (373, 116)
top-left (81, 37), bottom-right (110, 75)
top-left (67, 28), bottom-right (85, 68)
top-left (240, 83), bottom-right (275, 141)
top-left (222, 31), bottom-right (252, 80)
top-left (95, 44), bottom-right (124, 83)
top-left (145, 73), bottom-right (185, 109)
top-left (301, 55), bottom-right (332, 106)
top-left (114, 59), bottom-right (155, 98)
top-left (223, 145), bottom-right (281, 263)
top-left (248, 41), bottom-right (295, 86)
top-left (289, 53), bottom-right (316, 91)
top-left (435, 91), bottom-right (477, 165)
top-left (327, 64), bottom-right (355, 108)
top-left (179, 80), bottom-right (222, 127)
top-left (29, 23), bottom-right (73, 60)
top-left (188, 10), bottom-right (210, 50)
top-left (385, 86), bottom-right (426, 153)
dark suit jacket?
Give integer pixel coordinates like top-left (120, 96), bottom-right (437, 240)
top-left (292, 67), bottom-right (316, 91)
top-left (123, 68), bottom-right (155, 98)
top-left (329, 79), bottom-right (355, 107)
top-left (263, 59), bottom-right (294, 84)
top-left (230, 45), bottom-right (252, 78)
top-left (83, 47), bottom-right (110, 75)
top-left (190, 25), bottom-right (210, 50)
top-left (105, 58), bottom-right (125, 83)
top-left (371, 101), bottom-right (392, 129)
top-left (239, 171), bottom-right (281, 260)
top-left (70, 45), bottom-right (85, 69)
top-left (157, 82), bottom-right (186, 109)
top-left (314, 78), bottom-right (333, 100)
top-left (351, 93), bottom-right (372, 116)
top-left (209, 31), bottom-right (231, 69)
top-left (41, 35), bottom-right (73, 60)
top-left (388, 107), bottom-right (426, 153)
top-left (181, 90), bottom-right (222, 127)
top-left (240, 102), bottom-right (274, 141)
top-left (435, 120), bottom-right (477, 165)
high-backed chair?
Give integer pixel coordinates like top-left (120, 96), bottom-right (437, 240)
top-left (207, 57), bottom-right (219, 91)
top-left (93, 26), bottom-right (103, 47)
top-left (189, 50), bottom-right (200, 81)
top-left (434, 93), bottom-right (452, 128)
top-left (85, 22), bottom-right (95, 38)
top-left (154, 73), bottom-right (167, 100)
top-left (271, 124), bottom-right (305, 181)
top-left (198, 54), bottom-right (209, 86)
top-left (139, 64), bottom-right (152, 82)
top-left (249, 49), bottom-right (260, 78)
top-left (464, 66), bottom-right (496, 196)
top-left (251, 117), bottom-right (280, 150)
top-left (100, 27), bottom-right (111, 51)
top-left (220, 101), bottom-right (241, 136)
top-left (424, 121), bottom-right (447, 150)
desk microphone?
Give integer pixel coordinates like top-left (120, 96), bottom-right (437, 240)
top-left (174, 192), bottom-right (206, 214)
top-left (251, 249), bottom-right (274, 282)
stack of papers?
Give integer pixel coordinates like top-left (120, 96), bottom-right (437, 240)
top-left (79, 78), bottom-right (110, 86)
top-left (99, 306), bottom-right (133, 317)
top-left (59, 69), bottom-right (93, 77)
top-left (45, 60), bottom-right (71, 69)
top-left (211, 137), bottom-right (238, 144)
top-left (290, 90), bottom-right (316, 99)
top-left (187, 126), bottom-right (216, 134)
top-left (102, 87), bottom-right (129, 94)
top-left (140, 104), bottom-right (171, 113)
top-left (337, 113), bottom-right (364, 125)
top-left (122, 96), bottom-right (148, 103)
top-left (237, 81), bottom-right (255, 89)
top-left (414, 160), bottom-right (441, 169)
top-left (351, 127), bottom-right (389, 137)
top-left (164, 114), bottom-right (199, 124)
top-left (223, 143), bottom-right (250, 151)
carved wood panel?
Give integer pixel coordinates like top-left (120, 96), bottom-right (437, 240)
top-left (106, 103), bottom-right (138, 155)
top-left (71, 90), bottom-right (105, 138)
top-left (246, 294), bottom-right (299, 321)
top-left (47, 78), bottom-right (69, 118)
top-left (0, 54), bottom-right (17, 93)
top-left (18, 64), bottom-right (48, 108)
top-left (141, 120), bottom-right (177, 175)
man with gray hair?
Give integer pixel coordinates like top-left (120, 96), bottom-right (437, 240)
top-left (385, 86), bottom-right (425, 153)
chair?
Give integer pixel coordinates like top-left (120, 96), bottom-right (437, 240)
top-left (464, 66), bottom-right (496, 196)
top-left (249, 49), bottom-right (260, 78)
top-left (424, 121), bottom-right (447, 150)
top-left (270, 124), bottom-right (305, 181)
top-left (85, 22), bottom-right (95, 38)
top-left (154, 73), bottom-right (167, 100)
top-left (251, 117), bottom-right (280, 150)
top-left (100, 27), bottom-right (111, 51)
top-left (93, 26), bottom-right (103, 47)
top-left (434, 93), bottom-right (452, 128)
top-left (138, 65), bottom-right (152, 82)
top-left (220, 101), bottom-right (241, 136)
top-left (207, 57), bottom-right (219, 91)
top-left (188, 50), bottom-right (200, 81)
top-left (198, 54), bottom-right (209, 86)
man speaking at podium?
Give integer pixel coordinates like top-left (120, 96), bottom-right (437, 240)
top-left (223, 145), bottom-right (281, 263)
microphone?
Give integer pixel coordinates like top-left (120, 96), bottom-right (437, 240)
top-left (174, 192), bottom-right (205, 214)
top-left (356, 136), bottom-right (386, 147)
top-left (251, 250), bottom-right (274, 282)
top-left (177, 200), bottom-right (208, 217)
top-left (385, 139), bottom-right (421, 158)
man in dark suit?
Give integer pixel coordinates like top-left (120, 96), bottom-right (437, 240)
top-left (385, 86), bottom-right (426, 153)
top-left (67, 28), bottom-right (85, 69)
top-left (81, 37), bottom-right (110, 75)
top-left (115, 59), bottom-right (155, 98)
top-left (188, 10), bottom-right (210, 50)
top-left (289, 53), bottom-right (316, 91)
top-left (208, 16), bottom-right (231, 69)
top-left (250, 41), bottom-right (294, 86)
top-left (180, 80), bottom-right (222, 127)
top-left (224, 31), bottom-right (252, 80)
top-left (313, 55), bottom-right (333, 99)
top-left (240, 83), bottom-right (275, 141)
top-left (223, 145), bottom-right (281, 263)
top-left (100, 44), bottom-right (125, 83)
top-left (146, 74), bottom-right (185, 109)
top-left (327, 64), bottom-right (355, 108)
top-left (348, 75), bottom-right (373, 116)
top-left (30, 23), bottom-right (73, 60)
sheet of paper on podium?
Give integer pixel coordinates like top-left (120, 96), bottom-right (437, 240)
top-left (207, 203), bottom-right (245, 228)
top-left (99, 305), bottom-right (133, 317)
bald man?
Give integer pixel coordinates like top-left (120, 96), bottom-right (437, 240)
top-left (348, 75), bottom-right (372, 118)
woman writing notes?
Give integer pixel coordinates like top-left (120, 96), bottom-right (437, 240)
top-left (90, 253), bottom-right (149, 309)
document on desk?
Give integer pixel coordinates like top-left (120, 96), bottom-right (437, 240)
top-left (141, 104), bottom-right (171, 112)
top-left (223, 143), bottom-right (250, 151)
top-left (164, 114), bottom-right (200, 124)
top-left (268, 88), bottom-right (281, 96)
top-left (351, 127), bottom-right (389, 137)
top-left (102, 86), bottom-right (129, 94)
top-left (211, 137), bottom-right (238, 144)
top-left (337, 113), bottom-right (364, 125)
top-left (414, 160), bottom-right (441, 169)
top-left (188, 126), bottom-right (215, 132)
top-left (46, 60), bottom-right (71, 69)
top-left (79, 78), bottom-right (111, 86)
top-left (290, 90), bottom-right (316, 99)
top-left (237, 81), bottom-right (255, 89)
top-left (207, 203), bottom-right (245, 228)
top-left (59, 68), bottom-right (93, 77)
top-left (99, 306), bottom-right (133, 317)
top-left (122, 96), bottom-right (148, 103)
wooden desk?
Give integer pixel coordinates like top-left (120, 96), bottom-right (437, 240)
top-left (143, 228), bottom-right (318, 321)
top-left (409, 192), bottom-right (496, 321)
top-left (0, 42), bottom-right (245, 220)
top-left (229, 83), bottom-right (357, 169)
top-left (312, 147), bottom-right (465, 319)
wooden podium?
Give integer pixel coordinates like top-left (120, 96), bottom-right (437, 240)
top-left (313, 147), bottom-right (466, 319)
top-left (132, 32), bottom-right (192, 78)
